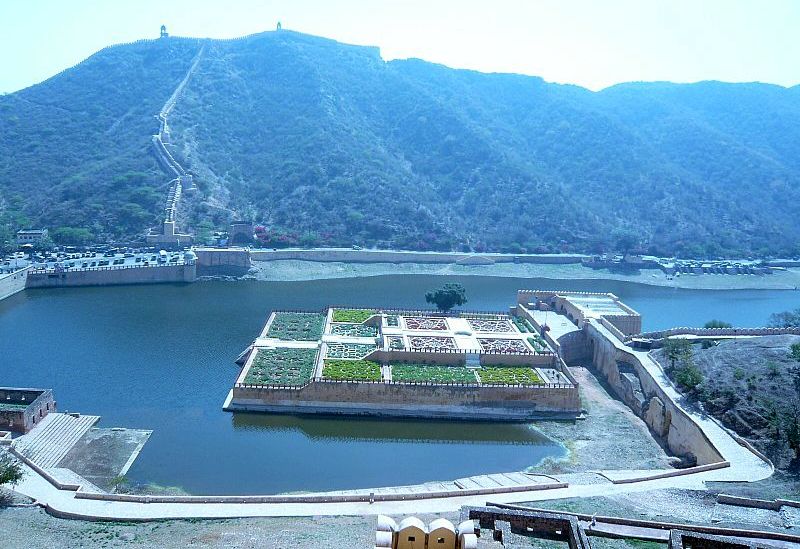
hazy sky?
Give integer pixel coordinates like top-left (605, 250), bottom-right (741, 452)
top-left (2, 0), bottom-right (799, 93)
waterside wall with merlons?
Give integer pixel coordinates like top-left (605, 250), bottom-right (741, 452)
top-left (226, 381), bottom-right (580, 420)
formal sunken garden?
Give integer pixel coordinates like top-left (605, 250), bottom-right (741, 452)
top-left (390, 363), bottom-right (478, 384)
top-left (266, 312), bottom-right (325, 341)
top-left (387, 336), bottom-right (405, 350)
top-left (467, 318), bottom-right (514, 333)
top-left (325, 342), bottom-right (377, 359)
top-left (322, 359), bottom-right (382, 381)
top-left (330, 322), bottom-right (378, 337)
top-left (403, 316), bottom-right (449, 331)
top-left (477, 366), bottom-right (543, 385)
top-left (478, 337), bottom-right (531, 354)
top-left (408, 335), bottom-right (458, 351)
top-left (243, 348), bottom-right (318, 386)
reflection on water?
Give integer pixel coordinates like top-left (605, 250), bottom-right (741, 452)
top-left (232, 412), bottom-right (554, 445)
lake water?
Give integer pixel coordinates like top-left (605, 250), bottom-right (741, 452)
top-left (1, 274), bottom-right (798, 494)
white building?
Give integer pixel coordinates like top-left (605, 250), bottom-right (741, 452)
top-left (16, 229), bottom-right (48, 245)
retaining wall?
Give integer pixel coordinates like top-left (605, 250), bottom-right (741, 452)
top-left (0, 267), bottom-right (28, 301)
top-left (585, 322), bottom-right (723, 464)
top-left (229, 380), bottom-right (581, 420)
top-left (194, 247), bottom-right (251, 276)
top-left (26, 263), bottom-right (196, 288)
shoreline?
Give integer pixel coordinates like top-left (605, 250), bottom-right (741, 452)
top-left (242, 259), bottom-right (800, 291)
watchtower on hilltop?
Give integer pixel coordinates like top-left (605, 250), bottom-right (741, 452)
top-left (160, 25), bottom-right (169, 38)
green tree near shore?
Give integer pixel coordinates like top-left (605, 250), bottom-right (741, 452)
top-left (662, 338), bottom-right (703, 391)
top-left (0, 452), bottom-right (23, 487)
top-left (704, 319), bottom-right (732, 329)
top-left (769, 308), bottom-right (800, 328)
top-left (425, 283), bottom-right (467, 312)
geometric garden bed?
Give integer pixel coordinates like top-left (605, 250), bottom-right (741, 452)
top-left (243, 347), bottom-right (317, 386)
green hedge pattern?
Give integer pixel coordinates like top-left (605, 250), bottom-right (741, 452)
top-left (391, 363), bottom-right (477, 383)
top-left (244, 348), bottom-right (317, 385)
top-left (267, 312), bottom-right (325, 341)
top-left (322, 359), bottom-right (382, 381)
top-left (477, 366), bottom-right (543, 385)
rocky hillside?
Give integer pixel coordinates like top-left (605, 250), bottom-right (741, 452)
top-left (654, 335), bottom-right (800, 470)
top-left (2, 30), bottom-right (800, 254)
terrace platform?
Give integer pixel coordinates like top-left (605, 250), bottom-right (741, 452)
top-left (11, 412), bottom-right (152, 493)
top-left (14, 413), bottom-right (100, 468)
top-left (225, 305), bottom-right (582, 420)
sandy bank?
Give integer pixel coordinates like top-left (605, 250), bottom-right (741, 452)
top-left (244, 260), bottom-right (800, 290)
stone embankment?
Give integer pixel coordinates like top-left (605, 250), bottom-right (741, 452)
top-left (26, 262), bottom-right (196, 288)
top-left (226, 381), bottom-right (580, 421)
top-left (251, 248), bottom-right (587, 265)
top-left (0, 266), bottom-right (28, 301)
top-left (194, 247), bottom-right (252, 276)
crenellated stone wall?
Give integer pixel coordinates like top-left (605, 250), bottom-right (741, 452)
top-left (584, 322), bottom-right (723, 465)
top-left (228, 381), bottom-right (581, 420)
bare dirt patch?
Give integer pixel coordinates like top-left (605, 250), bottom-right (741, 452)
top-left (533, 366), bottom-right (672, 474)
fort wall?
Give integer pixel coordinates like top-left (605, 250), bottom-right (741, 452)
top-left (628, 326), bottom-right (800, 347)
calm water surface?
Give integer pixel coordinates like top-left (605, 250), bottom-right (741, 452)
top-left (0, 275), bottom-right (797, 494)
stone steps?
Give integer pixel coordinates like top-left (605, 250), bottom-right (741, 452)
top-left (14, 413), bottom-right (100, 468)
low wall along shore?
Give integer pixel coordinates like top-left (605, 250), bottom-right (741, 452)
top-left (26, 263), bottom-right (196, 288)
top-left (228, 381), bottom-right (581, 420)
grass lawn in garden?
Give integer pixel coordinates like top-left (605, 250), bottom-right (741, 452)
top-left (322, 359), bottom-right (382, 381)
top-left (477, 366), bottom-right (543, 385)
top-left (390, 363), bottom-right (478, 384)
top-left (267, 312), bottom-right (325, 341)
top-left (331, 309), bottom-right (376, 323)
top-left (244, 347), bottom-right (317, 385)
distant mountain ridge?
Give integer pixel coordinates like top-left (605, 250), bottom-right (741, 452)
top-left (1, 30), bottom-right (798, 256)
